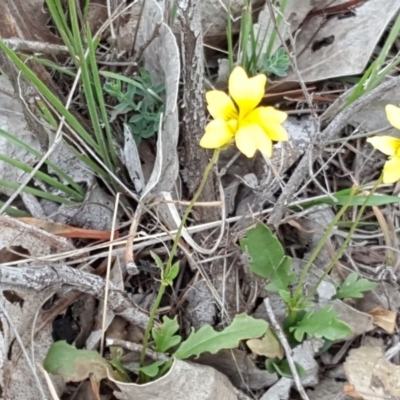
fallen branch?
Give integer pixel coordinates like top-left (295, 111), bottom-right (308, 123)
top-left (0, 264), bottom-right (149, 329)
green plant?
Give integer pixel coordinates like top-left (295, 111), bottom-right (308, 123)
top-left (103, 68), bottom-right (165, 144)
top-left (227, 0), bottom-right (290, 77)
top-left (259, 47), bottom-right (291, 77)
top-left (44, 314), bottom-right (269, 382)
top-left (240, 184), bottom-right (379, 364)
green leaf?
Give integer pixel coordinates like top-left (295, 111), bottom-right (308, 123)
top-left (164, 262), bottom-right (179, 285)
top-left (335, 272), bottom-right (377, 299)
top-left (132, 361), bottom-right (165, 378)
top-left (174, 314), bottom-right (268, 360)
top-left (43, 341), bottom-right (109, 382)
top-left (289, 306), bottom-right (352, 342)
top-left (150, 251), bottom-right (164, 269)
top-left (265, 358), bottom-right (306, 379)
top-left (240, 223), bottom-right (295, 291)
top-left (152, 316), bottom-right (182, 353)
top-left (265, 257), bottom-right (294, 292)
top-left (299, 187), bottom-right (400, 208)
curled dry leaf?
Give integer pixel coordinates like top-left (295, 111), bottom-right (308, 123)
top-left (367, 306), bottom-right (397, 334)
top-left (18, 217), bottom-right (118, 240)
top-left (246, 328), bottom-right (284, 360)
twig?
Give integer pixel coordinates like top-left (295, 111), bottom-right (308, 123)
top-left (0, 264), bottom-right (149, 329)
top-left (106, 338), bottom-right (169, 362)
top-left (268, 75), bottom-right (400, 225)
top-left (2, 39), bottom-right (69, 55)
top-left (100, 193), bottom-right (121, 356)
top-left (0, 300), bottom-right (47, 399)
top-left (264, 298), bottom-right (310, 400)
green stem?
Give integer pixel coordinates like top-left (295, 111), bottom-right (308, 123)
top-left (265, 0), bottom-right (289, 59)
top-left (303, 177), bottom-right (382, 303)
top-left (291, 186), bottom-right (358, 305)
top-left (139, 149), bottom-right (220, 369)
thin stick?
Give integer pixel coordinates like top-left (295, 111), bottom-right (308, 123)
top-left (264, 298), bottom-right (310, 400)
top-left (0, 301), bottom-right (47, 398)
top-left (100, 192), bottom-right (121, 356)
top-left (106, 338), bottom-right (169, 362)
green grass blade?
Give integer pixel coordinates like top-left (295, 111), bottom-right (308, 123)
top-left (0, 154), bottom-right (84, 201)
top-left (265, 0), bottom-right (288, 59)
top-left (68, 146), bottom-right (112, 182)
top-left (368, 10), bottom-right (400, 90)
top-left (226, 0), bottom-right (234, 72)
top-left (0, 202), bottom-right (30, 217)
top-left (0, 178), bottom-right (75, 205)
top-left (68, 0), bottom-right (112, 171)
top-left (345, 11), bottom-right (400, 107)
top-left (87, 26), bottom-right (117, 165)
top-left (0, 40), bottom-right (101, 154)
top-left (99, 71), bottom-right (163, 103)
top-left (45, 0), bottom-right (76, 57)
top-left (0, 128), bottom-right (85, 196)
top-left (25, 56), bottom-right (77, 77)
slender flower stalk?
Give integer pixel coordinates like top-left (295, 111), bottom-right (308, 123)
top-left (140, 150), bottom-right (220, 370)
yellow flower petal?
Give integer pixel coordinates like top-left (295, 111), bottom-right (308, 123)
top-left (382, 157), bottom-right (400, 183)
top-left (235, 127), bottom-right (257, 158)
top-left (235, 124), bottom-right (272, 158)
top-left (206, 90), bottom-right (238, 121)
top-left (367, 136), bottom-right (400, 156)
top-left (262, 123), bottom-right (289, 142)
top-left (386, 104), bottom-right (400, 130)
top-left (246, 106), bottom-right (288, 125)
top-left (229, 66), bottom-right (266, 119)
top-left (199, 119), bottom-right (234, 149)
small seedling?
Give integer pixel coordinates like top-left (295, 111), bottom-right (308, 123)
top-left (103, 68), bottom-right (165, 144)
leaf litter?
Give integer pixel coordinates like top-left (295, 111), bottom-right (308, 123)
top-left (0, 0), bottom-right (400, 399)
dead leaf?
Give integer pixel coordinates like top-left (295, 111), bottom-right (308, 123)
top-left (367, 307), bottom-right (397, 334)
top-left (287, 1), bottom-right (400, 82)
top-left (246, 328), bottom-right (284, 359)
top-left (195, 348), bottom-right (278, 390)
top-left (344, 346), bottom-right (400, 400)
top-left (110, 359), bottom-right (238, 400)
top-left (18, 217), bottom-right (118, 240)
top-left (0, 215), bottom-right (74, 259)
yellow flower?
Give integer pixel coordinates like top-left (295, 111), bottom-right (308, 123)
top-left (367, 104), bottom-right (400, 184)
top-left (199, 66), bottom-right (288, 158)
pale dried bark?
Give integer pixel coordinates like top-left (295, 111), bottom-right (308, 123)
top-left (177, 0), bottom-right (219, 222)
top-left (0, 264), bottom-right (149, 328)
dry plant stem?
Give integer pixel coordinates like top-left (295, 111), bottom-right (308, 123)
top-left (0, 264), bottom-right (149, 328)
top-left (269, 75), bottom-right (400, 226)
top-left (292, 187), bottom-right (357, 303)
top-left (304, 177), bottom-right (382, 302)
top-left (372, 205), bottom-right (395, 266)
top-left (177, 0), bottom-right (218, 222)
top-left (0, 300), bottom-right (47, 398)
top-left (100, 192), bottom-right (121, 356)
top-left (3, 39), bottom-right (69, 55)
top-left (139, 149), bottom-right (220, 367)
top-left (264, 298), bottom-right (310, 400)
top-left (107, 338), bottom-right (169, 362)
